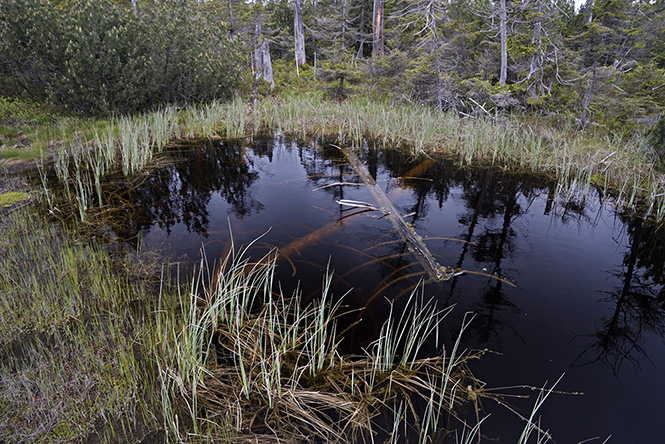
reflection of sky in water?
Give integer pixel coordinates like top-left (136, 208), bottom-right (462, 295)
top-left (114, 134), bottom-right (664, 444)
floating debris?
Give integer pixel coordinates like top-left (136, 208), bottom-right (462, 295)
top-left (336, 199), bottom-right (378, 210)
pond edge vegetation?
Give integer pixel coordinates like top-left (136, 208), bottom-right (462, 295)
top-left (0, 208), bottom-right (560, 443)
top-left (1, 92), bottom-right (654, 442)
top-left (21, 93), bottom-right (665, 225)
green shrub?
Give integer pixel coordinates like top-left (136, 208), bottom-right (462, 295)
top-left (0, 0), bottom-right (245, 116)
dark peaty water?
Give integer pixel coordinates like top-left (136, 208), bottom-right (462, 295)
top-left (104, 134), bottom-right (665, 444)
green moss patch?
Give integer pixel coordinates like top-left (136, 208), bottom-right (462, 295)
top-left (0, 191), bottom-right (30, 208)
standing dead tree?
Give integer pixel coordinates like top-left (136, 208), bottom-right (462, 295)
top-left (295, 0), bottom-right (306, 68)
top-left (373, 0), bottom-right (384, 56)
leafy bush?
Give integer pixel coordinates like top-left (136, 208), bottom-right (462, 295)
top-left (0, 0), bottom-right (244, 116)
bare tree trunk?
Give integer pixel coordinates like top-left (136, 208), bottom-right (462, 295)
top-left (372, 0), bottom-right (384, 56)
top-left (578, 66), bottom-right (597, 131)
top-left (341, 0), bottom-right (347, 48)
top-left (583, 0), bottom-right (594, 24)
top-left (357, 0), bottom-right (366, 58)
top-left (499, 0), bottom-right (507, 85)
top-left (427, 0), bottom-right (443, 112)
top-left (261, 41), bottom-right (274, 88)
top-left (252, 21), bottom-right (274, 88)
top-left (131, 0), bottom-right (137, 16)
top-left (527, 0), bottom-right (544, 96)
top-left (294, 0), bottom-right (306, 67)
top-left (254, 22), bottom-right (263, 75)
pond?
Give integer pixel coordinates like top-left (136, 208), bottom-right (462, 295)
top-left (102, 133), bottom-right (665, 443)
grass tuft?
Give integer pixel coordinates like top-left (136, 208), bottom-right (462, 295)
top-left (155, 241), bottom-right (484, 442)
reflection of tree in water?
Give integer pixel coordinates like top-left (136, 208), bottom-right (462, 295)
top-left (212, 140), bottom-right (263, 218)
top-left (327, 148), bottom-right (548, 348)
top-left (544, 181), bottom-right (608, 227)
top-left (446, 169), bottom-right (544, 346)
top-left (573, 216), bottom-right (665, 373)
top-left (302, 137), bottom-right (357, 205)
top-left (105, 139), bottom-right (262, 242)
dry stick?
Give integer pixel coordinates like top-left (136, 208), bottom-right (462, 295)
top-left (339, 145), bottom-right (452, 282)
top-left (312, 182), bottom-right (363, 191)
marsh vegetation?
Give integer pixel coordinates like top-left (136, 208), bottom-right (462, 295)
top-left (18, 94), bottom-right (665, 226)
top-left (0, 205), bottom-right (557, 443)
top-left (1, 0), bottom-right (664, 441)
top-left (3, 121), bottom-right (664, 443)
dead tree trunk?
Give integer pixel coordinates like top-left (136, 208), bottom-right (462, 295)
top-left (254, 22), bottom-right (263, 75)
top-left (342, 147), bottom-right (452, 282)
top-left (294, 0), bottom-right (306, 67)
top-left (372, 0), bottom-right (384, 56)
top-left (261, 41), bottom-right (275, 87)
top-left (428, 0), bottom-right (444, 112)
top-left (341, 0), bottom-right (347, 47)
top-left (131, 0), bottom-right (137, 16)
top-left (499, 0), bottom-right (507, 85)
top-left (527, 0), bottom-right (545, 97)
top-left (356, 0), bottom-right (367, 58)
top-left (578, 66), bottom-right (597, 131)
top-left (583, 0), bottom-right (594, 25)
top-left (253, 23), bottom-right (274, 88)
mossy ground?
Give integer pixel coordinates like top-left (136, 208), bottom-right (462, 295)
top-left (0, 191), bottom-right (30, 208)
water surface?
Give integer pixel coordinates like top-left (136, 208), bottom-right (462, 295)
top-left (105, 134), bottom-right (665, 443)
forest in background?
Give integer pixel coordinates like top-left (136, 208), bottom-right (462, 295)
top-left (247, 0), bottom-right (665, 135)
top-left (0, 0), bottom-right (664, 135)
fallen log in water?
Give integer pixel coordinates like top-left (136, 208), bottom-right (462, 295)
top-left (339, 146), bottom-right (453, 282)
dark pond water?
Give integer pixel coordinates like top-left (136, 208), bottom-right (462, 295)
top-left (104, 134), bottom-right (665, 443)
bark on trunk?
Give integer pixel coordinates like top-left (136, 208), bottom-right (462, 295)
top-left (372, 0), bottom-right (384, 56)
top-left (578, 66), bottom-right (597, 131)
top-left (527, 0), bottom-right (544, 96)
top-left (261, 41), bottom-right (274, 88)
top-left (294, 0), bottom-right (306, 67)
top-left (499, 0), bottom-right (507, 85)
top-left (131, 0), bottom-right (137, 16)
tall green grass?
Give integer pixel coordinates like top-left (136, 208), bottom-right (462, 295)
top-left (41, 97), bottom-right (247, 220)
top-left (0, 208), bottom-right (164, 443)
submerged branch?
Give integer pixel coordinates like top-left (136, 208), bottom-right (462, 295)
top-left (339, 145), bottom-right (454, 282)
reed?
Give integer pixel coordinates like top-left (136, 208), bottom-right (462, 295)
top-left (515, 375), bottom-right (563, 444)
top-left (73, 166), bottom-right (93, 220)
top-left (225, 95), bottom-right (246, 139)
top-left (39, 99), bottom-right (247, 220)
top-left (256, 95), bottom-right (665, 223)
top-left (148, 106), bottom-right (178, 151)
top-left (154, 240), bottom-right (487, 443)
top-left (36, 157), bottom-right (54, 208)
